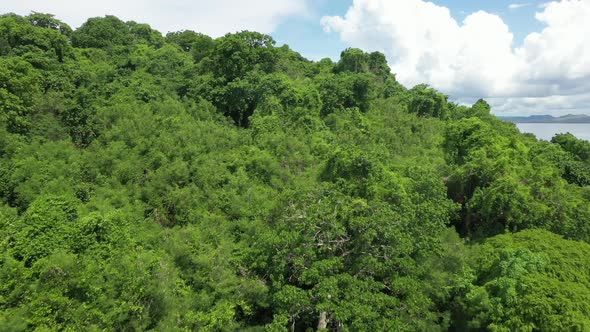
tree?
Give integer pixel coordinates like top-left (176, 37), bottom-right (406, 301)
top-left (334, 48), bottom-right (369, 74)
top-left (6, 195), bottom-right (78, 266)
top-left (334, 48), bottom-right (390, 79)
top-left (456, 229), bottom-right (590, 331)
top-left (166, 30), bottom-right (215, 62)
top-left (0, 13), bottom-right (73, 64)
top-left (126, 21), bottom-right (164, 47)
top-left (0, 56), bottom-right (41, 133)
top-left (552, 132), bottom-right (590, 162)
top-left (27, 12), bottom-right (72, 36)
top-left (210, 31), bottom-right (277, 81)
top-left (409, 84), bottom-right (449, 119)
top-left (72, 16), bottom-right (132, 49)
top-left (470, 98), bottom-right (491, 117)
top-left (316, 72), bottom-right (374, 116)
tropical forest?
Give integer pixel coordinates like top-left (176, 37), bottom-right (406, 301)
top-left (1, 12), bottom-right (590, 331)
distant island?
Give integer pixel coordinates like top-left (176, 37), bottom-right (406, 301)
top-left (501, 114), bottom-right (590, 123)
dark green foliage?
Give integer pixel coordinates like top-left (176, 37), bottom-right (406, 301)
top-left (71, 15), bottom-right (132, 49)
top-left (316, 72), bottom-right (374, 116)
top-left (27, 12), bottom-right (73, 36)
top-left (0, 13), bottom-right (73, 64)
top-left (334, 48), bottom-right (391, 80)
top-left (409, 84), bottom-right (449, 119)
top-left (166, 30), bottom-right (215, 62)
top-left (552, 132), bottom-right (590, 162)
top-left (444, 116), bottom-right (590, 241)
top-left (1, 12), bottom-right (589, 331)
top-left (0, 56), bottom-right (41, 133)
top-left (211, 31), bottom-right (277, 81)
top-left (550, 133), bottom-right (590, 186)
top-left (470, 98), bottom-right (491, 117)
top-left (126, 21), bottom-right (165, 47)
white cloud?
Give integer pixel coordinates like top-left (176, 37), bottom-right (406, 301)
top-left (538, 2), bottom-right (553, 8)
top-left (322, 0), bottom-right (590, 116)
top-left (488, 93), bottom-right (590, 116)
top-left (0, 0), bottom-right (309, 36)
top-left (509, 3), bottom-right (530, 10)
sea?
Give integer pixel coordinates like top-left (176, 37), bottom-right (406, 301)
top-left (515, 123), bottom-right (590, 141)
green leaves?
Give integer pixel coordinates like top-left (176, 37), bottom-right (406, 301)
top-left (7, 195), bottom-right (78, 265)
top-left (0, 12), bottom-right (589, 331)
top-left (0, 56), bottom-right (41, 133)
top-left (409, 84), bottom-right (449, 119)
top-left (211, 31), bottom-right (277, 82)
top-left (72, 16), bottom-right (132, 49)
top-left (458, 230), bottom-right (590, 331)
top-left (316, 72), bottom-right (374, 116)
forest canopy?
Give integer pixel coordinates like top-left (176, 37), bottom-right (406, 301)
top-left (1, 12), bottom-right (589, 331)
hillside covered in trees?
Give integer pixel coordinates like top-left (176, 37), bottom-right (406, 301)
top-left (1, 13), bottom-right (590, 331)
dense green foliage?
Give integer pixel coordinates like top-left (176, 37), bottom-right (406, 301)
top-left (454, 229), bottom-right (590, 331)
top-left (1, 13), bottom-right (589, 331)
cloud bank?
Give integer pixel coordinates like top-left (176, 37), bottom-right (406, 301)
top-left (321, 0), bottom-right (590, 116)
top-left (1, 0), bottom-right (309, 37)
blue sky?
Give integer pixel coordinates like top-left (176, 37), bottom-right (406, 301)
top-left (2, 0), bottom-right (589, 116)
top-left (272, 0), bottom-right (352, 60)
top-left (272, 0), bottom-right (547, 61)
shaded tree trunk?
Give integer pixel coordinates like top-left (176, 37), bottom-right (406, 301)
top-left (318, 311), bottom-right (329, 330)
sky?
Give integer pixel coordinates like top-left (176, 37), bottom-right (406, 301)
top-left (1, 0), bottom-right (589, 116)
